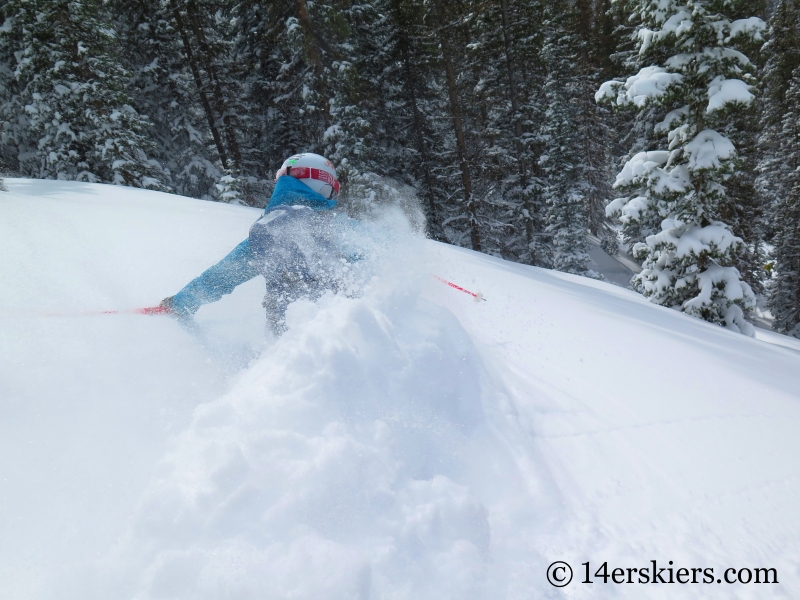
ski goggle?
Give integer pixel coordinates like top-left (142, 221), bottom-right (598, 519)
top-left (275, 165), bottom-right (340, 198)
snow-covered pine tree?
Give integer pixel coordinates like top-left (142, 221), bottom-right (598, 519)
top-left (173, 0), bottom-right (260, 204)
top-left (768, 66), bottom-right (800, 337)
top-left (383, 0), bottom-right (449, 238)
top-left (231, 0), bottom-right (403, 210)
top-left (227, 0), bottom-right (291, 179)
top-left (322, 0), bottom-right (414, 213)
top-left (324, 0), bottom-right (382, 172)
top-left (427, 0), bottom-right (481, 251)
top-left (446, 1), bottom-right (502, 255)
top-left (111, 0), bottom-right (224, 199)
top-left (575, 0), bottom-right (617, 253)
top-left (539, 1), bottom-right (598, 276)
top-left (602, 0), bottom-right (671, 254)
top-left (272, 0), bottom-right (334, 159)
top-left (458, 0), bottom-right (548, 263)
top-left (757, 0), bottom-right (800, 241)
top-left (597, 0), bottom-right (764, 335)
top-left (229, 0), bottom-right (340, 179)
top-left (718, 0), bottom-right (767, 298)
top-left (0, 0), bottom-right (18, 175)
top-left (0, 0), bottom-right (166, 188)
top-left (502, 0), bottom-right (550, 265)
top-left (540, 5), bottom-right (589, 275)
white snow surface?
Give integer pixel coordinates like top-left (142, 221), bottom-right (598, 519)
top-left (2, 179), bottom-right (800, 598)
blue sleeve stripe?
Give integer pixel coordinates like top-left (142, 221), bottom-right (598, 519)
top-left (171, 239), bottom-right (259, 315)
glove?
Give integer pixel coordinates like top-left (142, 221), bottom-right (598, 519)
top-left (159, 296), bottom-right (176, 312)
top-left (158, 295), bottom-right (191, 319)
top-left (161, 295), bottom-right (200, 320)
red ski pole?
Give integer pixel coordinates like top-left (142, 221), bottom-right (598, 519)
top-left (0, 305), bottom-right (172, 319)
top-left (432, 275), bottom-right (486, 302)
top-left (92, 306), bottom-right (171, 316)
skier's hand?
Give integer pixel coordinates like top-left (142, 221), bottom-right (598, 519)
top-left (159, 296), bottom-right (176, 313)
top-left (160, 296), bottom-right (188, 319)
top-left (159, 295), bottom-right (196, 320)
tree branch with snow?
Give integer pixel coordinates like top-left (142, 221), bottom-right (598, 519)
top-left (597, 0), bottom-right (764, 335)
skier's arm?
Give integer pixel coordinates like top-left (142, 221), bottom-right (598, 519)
top-left (167, 239), bottom-right (259, 316)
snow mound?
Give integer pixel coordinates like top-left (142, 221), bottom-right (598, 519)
top-left (102, 289), bottom-right (497, 599)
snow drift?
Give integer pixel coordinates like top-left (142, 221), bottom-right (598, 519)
top-left (1, 179), bottom-right (799, 599)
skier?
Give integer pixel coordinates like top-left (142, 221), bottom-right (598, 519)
top-left (161, 153), bottom-right (363, 334)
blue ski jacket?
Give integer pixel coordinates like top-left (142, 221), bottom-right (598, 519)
top-left (170, 176), bottom-right (351, 316)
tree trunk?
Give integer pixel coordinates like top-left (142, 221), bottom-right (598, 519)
top-left (169, 0), bottom-right (228, 169)
top-left (432, 0), bottom-right (480, 251)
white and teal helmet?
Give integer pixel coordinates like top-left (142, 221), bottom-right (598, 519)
top-left (275, 152), bottom-right (340, 199)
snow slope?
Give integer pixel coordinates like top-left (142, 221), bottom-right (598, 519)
top-left (1, 179), bottom-right (799, 599)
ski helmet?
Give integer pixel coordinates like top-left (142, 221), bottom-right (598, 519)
top-left (275, 153), bottom-right (340, 199)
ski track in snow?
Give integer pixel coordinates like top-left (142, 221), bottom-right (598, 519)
top-left (1, 179), bottom-right (799, 599)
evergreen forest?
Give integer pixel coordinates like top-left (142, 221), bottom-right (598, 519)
top-left (1, 0), bottom-right (799, 337)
